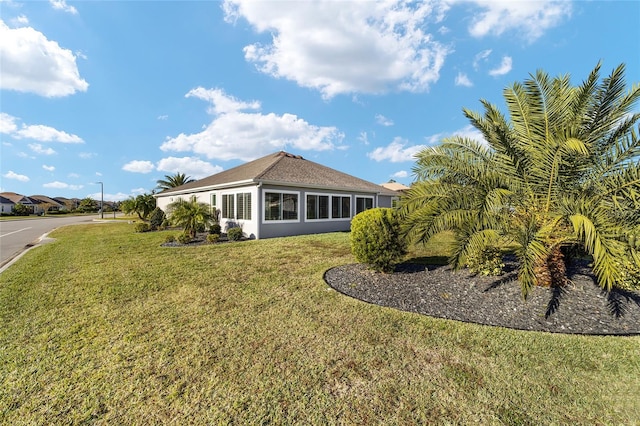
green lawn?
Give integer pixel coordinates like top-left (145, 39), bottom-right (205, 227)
top-left (1, 223), bottom-right (638, 424)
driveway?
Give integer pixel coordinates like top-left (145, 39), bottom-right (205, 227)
top-left (0, 215), bottom-right (102, 271)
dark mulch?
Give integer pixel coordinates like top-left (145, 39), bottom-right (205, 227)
top-left (324, 260), bottom-right (640, 335)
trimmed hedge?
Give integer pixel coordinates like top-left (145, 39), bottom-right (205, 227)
top-left (350, 208), bottom-right (406, 273)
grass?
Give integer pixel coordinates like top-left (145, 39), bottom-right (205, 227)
top-left (1, 223), bottom-right (639, 424)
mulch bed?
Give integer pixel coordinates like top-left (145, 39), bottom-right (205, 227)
top-left (324, 261), bottom-right (640, 335)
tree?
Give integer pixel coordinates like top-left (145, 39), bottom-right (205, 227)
top-left (156, 173), bottom-right (195, 191)
top-left (12, 203), bottom-right (30, 216)
top-left (121, 193), bottom-right (156, 221)
top-left (77, 198), bottom-right (98, 213)
top-left (167, 197), bottom-right (214, 238)
top-left (400, 63), bottom-right (640, 298)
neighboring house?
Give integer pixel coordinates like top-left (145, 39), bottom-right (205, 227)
top-left (0, 195), bottom-right (15, 214)
top-left (30, 195), bottom-right (65, 213)
top-left (380, 181), bottom-right (411, 193)
top-left (54, 197), bottom-right (80, 211)
top-left (0, 192), bottom-right (38, 214)
top-left (155, 151), bottom-right (399, 239)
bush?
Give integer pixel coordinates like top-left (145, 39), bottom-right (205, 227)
top-left (351, 208), bottom-right (406, 273)
top-left (209, 223), bottom-right (222, 235)
top-left (164, 234), bottom-right (176, 243)
top-left (466, 246), bottom-right (505, 276)
top-left (227, 227), bottom-right (244, 241)
top-left (149, 207), bottom-right (166, 231)
top-left (134, 222), bottom-right (150, 233)
top-left (206, 234), bottom-right (220, 244)
top-left (177, 233), bottom-right (191, 244)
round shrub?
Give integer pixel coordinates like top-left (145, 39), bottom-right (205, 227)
top-left (209, 223), bottom-right (222, 235)
top-left (177, 233), bottom-right (191, 244)
top-left (227, 227), bottom-right (244, 241)
top-left (149, 207), bottom-right (166, 231)
top-left (206, 234), bottom-right (220, 244)
top-left (164, 234), bottom-right (176, 243)
top-left (134, 222), bottom-right (150, 233)
top-left (350, 208), bottom-right (406, 273)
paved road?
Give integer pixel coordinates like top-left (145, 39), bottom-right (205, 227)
top-left (0, 215), bottom-right (100, 269)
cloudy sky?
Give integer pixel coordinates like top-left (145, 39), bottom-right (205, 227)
top-left (1, 0), bottom-right (638, 201)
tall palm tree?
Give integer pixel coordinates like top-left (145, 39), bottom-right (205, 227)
top-left (167, 197), bottom-right (214, 238)
top-left (156, 173), bottom-right (195, 191)
top-left (400, 63), bottom-right (640, 298)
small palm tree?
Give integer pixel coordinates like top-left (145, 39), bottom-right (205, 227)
top-left (156, 173), bottom-right (195, 191)
top-left (401, 63), bottom-right (640, 298)
top-left (167, 197), bottom-right (213, 238)
top-left (121, 193), bottom-right (156, 221)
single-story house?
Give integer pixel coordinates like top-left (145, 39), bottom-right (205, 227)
top-left (0, 195), bottom-right (14, 214)
top-left (0, 192), bottom-right (38, 214)
top-left (154, 151), bottom-right (400, 239)
top-left (30, 195), bottom-right (65, 213)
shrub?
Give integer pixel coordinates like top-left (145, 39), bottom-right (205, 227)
top-left (164, 234), bottom-right (176, 243)
top-left (149, 207), bottom-right (166, 231)
top-left (227, 227), bottom-right (244, 241)
top-left (206, 234), bottom-right (220, 244)
top-left (134, 222), bottom-right (150, 233)
top-left (209, 223), bottom-right (222, 235)
top-left (177, 233), bottom-right (192, 244)
top-left (351, 208), bottom-right (406, 273)
top-left (466, 247), bottom-right (505, 276)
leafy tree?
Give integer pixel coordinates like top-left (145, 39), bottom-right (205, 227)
top-left (400, 63), bottom-right (640, 298)
top-left (156, 172), bottom-right (195, 191)
top-left (167, 197), bottom-right (214, 238)
top-left (121, 193), bottom-right (156, 221)
top-left (12, 203), bottom-right (30, 216)
top-left (77, 198), bottom-right (98, 213)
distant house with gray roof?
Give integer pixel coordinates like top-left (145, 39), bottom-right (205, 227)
top-left (154, 151), bottom-right (399, 239)
top-left (0, 195), bottom-right (14, 214)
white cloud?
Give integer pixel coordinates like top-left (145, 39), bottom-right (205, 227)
top-left (1, 113), bottom-right (83, 143)
top-left (131, 188), bottom-right (147, 195)
top-left (157, 115), bottom-right (168, 120)
top-left (489, 56), bottom-right (512, 76)
top-left (473, 49), bottom-right (492, 70)
top-left (375, 114), bottom-right (394, 127)
top-left (465, 0), bottom-right (572, 41)
top-left (49, 0), bottom-right (78, 15)
top-left (156, 156), bottom-right (223, 179)
top-left (3, 170), bottom-right (30, 182)
top-left (426, 124), bottom-right (487, 146)
top-left (223, 0), bottom-right (451, 98)
top-left (44, 181), bottom-right (83, 190)
top-left (42, 164), bottom-right (55, 172)
top-left (368, 137), bottom-right (427, 163)
top-left (0, 112), bottom-right (18, 134)
top-left (162, 87), bottom-right (344, 161)
top-left (392, 170), bottom-right (408, 179)
top-left (358, 131), bottom-right (370, 145)
top-left (29, 143), bottom-right (56, 155)
top-left (10, 15), bottom-right (29, 26)
top-left (79, 152), bottom-right (96, 159)
top-left (0, 20), bottom-right (88, 97)
top-left (455, 72), bottom-right (473, 87)
top-left (122, 160), bottom-right (155, 174)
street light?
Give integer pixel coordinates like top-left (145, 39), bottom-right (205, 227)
top-left (96, 181), bottom-right (104, 219)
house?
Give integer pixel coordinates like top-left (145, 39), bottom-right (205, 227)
top-left (0, 192), bottom-right (38, 214)
top-left (29, 195), bottom-right (65, 213)
top-left (0, 195), bottom-right (14, 214)
top-left (154, 151), bottom-right (400, 239)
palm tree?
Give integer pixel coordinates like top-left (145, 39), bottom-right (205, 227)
top-left (400, 63), bottom-right (640, 298)
top-left (167, 197), bottom-right (214, 238)
top-left (121, 193), bottom-right (156, 221)
top-left (156, 173), bottom-right (195, 191)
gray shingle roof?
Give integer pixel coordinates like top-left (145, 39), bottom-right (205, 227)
top-left (157, 151), bottom-right (397, 196)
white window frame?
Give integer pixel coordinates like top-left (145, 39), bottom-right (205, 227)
top-left (221, 193), bottom-right (235, 220)
top-left (305, 192), bottom-right (331, 222)
top-left (263, 190), bottom-right (300, 223)
top-left (355, 196), bottom-right (374, 215)
top-left (331, 195), bottom-right (352, 220)
top-left (236, 192), bottom-right (252, 220)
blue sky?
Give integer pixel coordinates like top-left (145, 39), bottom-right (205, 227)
top-left (1, 0), bottom-right (638, 201)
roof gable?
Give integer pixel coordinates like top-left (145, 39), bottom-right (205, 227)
top-left (157, 151), bottom-right (397, 196)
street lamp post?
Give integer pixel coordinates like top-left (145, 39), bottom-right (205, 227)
top-left (96, 181), bottom-right (104, 219)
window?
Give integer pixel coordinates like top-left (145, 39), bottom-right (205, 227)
top-left (306, 194), bottom-right (329, 220)
top-left (355, 196), bottom-right (373, 214)
top-left (331, 196), bottom-right (351, 219)
top-left (211, 193), bottom-right (217, 207)
top-left (236, 193), bottom-right (251, 220)
top-left (222, 194), bottom-right (235, 219)
top-left (265, 192), bottom-right (298, 221)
